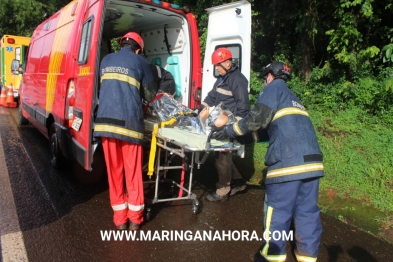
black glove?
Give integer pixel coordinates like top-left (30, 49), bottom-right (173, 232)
top-left (212, 127), bottom-right (229, 140)
top-left (197, 104), bottom-right (205, 114)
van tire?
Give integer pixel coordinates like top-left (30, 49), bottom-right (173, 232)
top-left (18, 105), bottom-right (29, 125)
top-left (49, 123), bottom-right (64, 169)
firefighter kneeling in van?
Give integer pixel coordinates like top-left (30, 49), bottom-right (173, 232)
top-left (94, 32), bottom-right (157, 230)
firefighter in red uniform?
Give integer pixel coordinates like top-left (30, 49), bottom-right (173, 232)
top-left (94, 32), bottom-right (157, 230)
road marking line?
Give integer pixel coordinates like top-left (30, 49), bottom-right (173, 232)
top-left (0, 135), bottom-right (29, 262)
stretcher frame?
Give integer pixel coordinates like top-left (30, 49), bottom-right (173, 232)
top-left (143, 118), bottom-right (240, 217)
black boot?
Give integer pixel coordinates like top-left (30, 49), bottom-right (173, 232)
top-left (230, 179), bottom-right (247, 196)
top-left (206, 192), bottom-right (229, 202)
top-left (116, 222), bottom-right (128, 230)
top-left (129, 221), bottom-right (140, 231)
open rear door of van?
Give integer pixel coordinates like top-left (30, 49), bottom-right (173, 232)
top-left (70, 0), bottom-right (106, 172)
top-left (201, 0), bottom-right (251, 100)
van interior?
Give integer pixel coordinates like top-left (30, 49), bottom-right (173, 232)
top-left (99, 1), bottom-right (192, 106)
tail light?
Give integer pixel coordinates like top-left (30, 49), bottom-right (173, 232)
top-left (65, 80), bottom-right (75, 126)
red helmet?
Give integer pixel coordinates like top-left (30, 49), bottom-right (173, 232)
top-left (211, 48), bottom-right (232, 65)
top-left (120, 32), bottom-right (144, 52)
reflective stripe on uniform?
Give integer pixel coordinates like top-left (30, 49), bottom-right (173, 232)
top-left (295, 254), bottom-right (317, 262)
top-left (261, 206), bottom-right (287, 262)
top-left (128, 203), bottom-right (144, 211)
top-left (95, 124), bottom-right (144, 140)
top-left (267, 163), bottom-right (324, 178)
top-left (101, 73), bottom-right (141, 91)
top-left (155, 65), bottom-right (162, 78)
top-left (112, 203), bottom-right (127, 211)
top-left (272, 107), bottom-right (309, 122)
top-left (232, 121), bottom-right (244, 136)
top-left (252, 131), bottom-right (259, 143)
top-left (216, 87), bottom-right (233, 96)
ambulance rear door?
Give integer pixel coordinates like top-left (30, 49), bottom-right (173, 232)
top-left (70, 0), bottom-right (106, 171)
top-left (201, 0), bottom-right (251, 100)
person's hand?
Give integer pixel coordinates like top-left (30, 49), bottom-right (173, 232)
top-left (212, 126), bottom-right (229, 140)
top-left (199, 106), bottom-right (210, 122)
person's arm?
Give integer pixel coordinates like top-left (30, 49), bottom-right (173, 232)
top-left (157, 67), bottom-right (176, 96)
top-left (197, 81), bottom-right (218, 112)
top-left (141, 61), bottom-right (158, 102)
top-left (213, 84), bottom-right (278, 140)
top-left (232, 75), bottom-right (250, 119)
top-left (236, 128), bottom-right (269, 144)
top-left (226, 102), bottom-right (274, 138)
top-left (143, 81), bottom-right (158, 102)
top-left (212, 102), bottom-right (274, 140)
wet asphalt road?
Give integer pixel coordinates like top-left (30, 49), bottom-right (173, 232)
top-left (0, 107), bottom-right (393, 262)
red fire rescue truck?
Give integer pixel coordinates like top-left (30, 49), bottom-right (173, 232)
top-left (18, 0), bottom-right (251, 176)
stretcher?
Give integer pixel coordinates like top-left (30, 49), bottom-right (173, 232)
top-left (143, 117), bottom-right (241, 219)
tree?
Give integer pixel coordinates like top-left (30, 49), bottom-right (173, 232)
top-left (0, 0), bottom-right (69, 37)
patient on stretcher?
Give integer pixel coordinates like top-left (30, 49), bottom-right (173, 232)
top-left (199, 102), bottom-right (235, 129)
top-left (149, 95), bottom-right (235, 136)
top-left (146, 95), bottom-right (241, 151)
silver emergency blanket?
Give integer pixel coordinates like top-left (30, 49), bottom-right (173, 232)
top-left (149, 96), bottom-right (235, 135)
top-left (149, 95), bottom-right (205, 133)
top-left (149, 95), bottom-right (192, 121)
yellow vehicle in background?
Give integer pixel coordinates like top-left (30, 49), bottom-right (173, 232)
top-left (0, 34), bottom-right (31, 104)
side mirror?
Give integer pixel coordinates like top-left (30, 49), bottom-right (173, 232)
top-left (11, 59), bottom-right (21, 75)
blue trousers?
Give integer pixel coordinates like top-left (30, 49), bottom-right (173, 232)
top-left (260, 177), bottom-right (322, 262)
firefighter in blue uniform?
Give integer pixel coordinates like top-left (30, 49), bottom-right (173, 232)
top-left (213, 62), bottom-right (324, 262)
top-left (94, 32), bottom-right (157, 230)
top-left (198, 47), bottom-right (250, 201)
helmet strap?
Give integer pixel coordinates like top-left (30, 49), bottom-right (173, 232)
top-left (218, 60), bottom-right (231, 73)
top-left (218, 64), bottom-right (228, 72)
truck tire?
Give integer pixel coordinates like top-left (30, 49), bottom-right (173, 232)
top-left (18, 105), bottom-right (29, 125)
top-left (49, 123), bottom-right (64, 169)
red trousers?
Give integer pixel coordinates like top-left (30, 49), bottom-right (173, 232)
top-left (102, 137), bottom-right (144, 226)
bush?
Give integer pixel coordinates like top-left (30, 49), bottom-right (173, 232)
top-left (287, 64), bottom-right (393, 117)
top-left (249, 70), bottom-right (264, 105)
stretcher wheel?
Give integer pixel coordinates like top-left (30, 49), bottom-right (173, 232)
top-left (192, 199), bottom-right (200, 215)
top-left (170, 184), bottom-right (175, 196)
